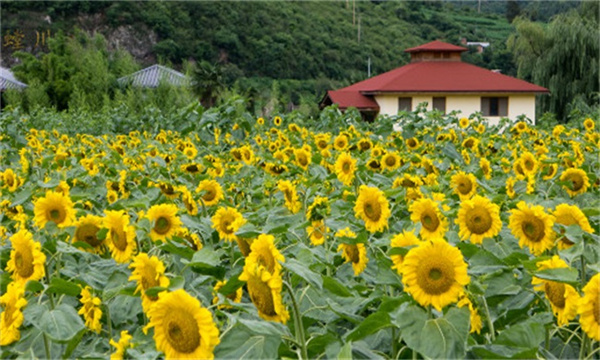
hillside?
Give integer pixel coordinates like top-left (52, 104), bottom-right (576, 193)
top-left (0, 0), bottom-right (585, 113)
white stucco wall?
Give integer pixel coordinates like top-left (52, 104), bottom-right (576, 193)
top-left (508, 95), bottom-right (536, 123)
top-left (375, 94), bottom-right (537, 124)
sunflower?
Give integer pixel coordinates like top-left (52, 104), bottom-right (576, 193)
top-left (212, 280), bottom-right (243, 309)
top-left (519, 152), bottom-right (538, 177)
top-left (459, 117), bottom-right (469, 129)
top-left (381, 151), bottom-right (401, 172)
top-left (479, 158), bottom-right (492, 179)
top-left (2, 168), bottom-right (22, 193)
top-left (409, 198), bottom-right (448, 241)
top-left (211, 207), bottom-right (246, 242)
top-left (553, 204), bottom-right (595, 250)
top-left (306, 196), bottom-right (330, 222)
top-left (583, 118), bottom-right (595, 132)
top-left (33, 190), bottom-right (76, 229)
top-left (178, 186), bottom-right (198, 216)
top-left (6, 229), bottom-right (46, 285)
top-left (456, 195), bottom-right (502, 245)
top-left (338, 242), bottom-right (368, 276)
top-left (353, 185), bottom-right (391, 233)
top-left (457, 295), bottom-right (482, 334)
top-left (0, 282), bottom-right (28, 346)
top-left (239, 264), bottom-right (290, 324)
top-left (110, 330), bottom-right (133, 360)
top-left (450, 172), bottom-right (477, 200)
top-left (366, 159), bottom-right (381, 172)
top-left (333, 134), bottom-right (349, 151)
top-left (401, 240), bottom-right (470, 311)
top-left (513, 121), bottom-right (528, 134)
top-left (508, 201), bottom-right (555, 256)
top-left (334, 152), bottom-right (356, 186)
top-left (542, 163), bottom-right (558, 180)
top-left (256, 117), bottom-right (265, 126)
top-left (273, 116), bottom-right (282, 126)
top-left (579, 273), bottom-right (600, 341)
top-left (104, 210), bottom-right (137, 263)
top-left (277, 180), bottom-right (302, 213)
top-left (242, 234), bottom-right (285, 275)
top-left (195, 180), bottom-right (224, 207)
top-left (405, 137), bottom-right (420, 151)
top-left (294, 148), bottom-right (311, 171)
top-left (129, 253), bottom-right (170, 312)
top-left (531, 256), bottom-right (580, 327)
top-left (307, 220), bottom-right (328, 246)
top-left (147, 204), bottom-right (183, 242)
top-left (462, 137), bottom-right (479, 150)
top-left (73, 214), bottom-right (105, 253)
top-left (506, 176), bottom-right (517, 199)
top-left (559, 168), bottom-right (590, 197)
top-left (236, 237), bottom-right (254, 257)
top-left (78, 286), bottom-right (102, 333)
top-left (390, 231), bottom-right (420, 275)
top-left (357, 138), bottom-right (372, 152)
top-left (146, 289), bottom-right (220, 359)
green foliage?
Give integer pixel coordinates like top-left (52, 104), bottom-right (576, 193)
top-left (508, 3), bottom-right (599, 121)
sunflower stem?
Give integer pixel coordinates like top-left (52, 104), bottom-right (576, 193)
top-left (391, 327), bottom-right (398, 359)
top-left (545, 325), bottom-right (550, 350)
top-left (43, 332), bottom-right (51, 359)
top-left (284, 281), bottom-right (308, 360)
top-left (105, 304), bottom-right (113, 340)
top-left (481, 295), bottom-right (495, 341)
top-left (580, 255), bottom-right (586, 285)
top-left (579, 333), bottom-right (588, 360)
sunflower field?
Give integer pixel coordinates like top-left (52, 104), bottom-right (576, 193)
top-left (0, 104), bottom-right (599, 359)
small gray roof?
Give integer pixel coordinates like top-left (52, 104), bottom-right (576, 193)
top-left (0, 66), bottom-right (28, 90)
top-left (117, 64), bottom-right (188, 88)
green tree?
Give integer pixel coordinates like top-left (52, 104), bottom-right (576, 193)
top-left (508, 3), bottom-right (599, 121)
top-left (190, 61), bottom-right (224, 108)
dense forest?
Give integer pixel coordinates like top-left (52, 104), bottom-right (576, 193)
top-left (0, 0), bottom-right (596, 120)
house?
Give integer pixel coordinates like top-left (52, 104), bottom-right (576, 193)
top-left (320, 40), bottom-right (549, 124)
top-left (117, 64), bottom-right (188, 88)
top-left (0, 66), bottom-right (28, 92)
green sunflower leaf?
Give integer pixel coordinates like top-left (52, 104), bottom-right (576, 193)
top-left (39, 304), bottom-right (85, 343)
top-left (533, 267), bottom-right (579, 285)
top-left (46, 277), bottom-right (82, 297)
top-left (345, 311), bottom-right (391, 342)
top-left (283, 258), bottom-right (323, 290)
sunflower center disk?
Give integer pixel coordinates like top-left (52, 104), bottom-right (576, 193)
top-left (364, 202), bottom-right (381, 221)
top-left (522, 218), bottom-right (545, 242)
top-left (421, 211), bottom-right (440, 232)
top-left (345, 244), bottom-right (360, 264)
top-left (76, 224), bottom-right (103, 247)
top-left (466, 207), bottom-right (492, 235)
top-left (15, 250), bottom-right (34, 278)
top-left (458, 180), bottom-right (472, 195)
top-left (166, 309), bottom-right (201, 354)
top-left (154, 217), bottom-right (171, 235)
top-left (284, 190), bottom-right (293, 203)
top-left (257, 253), bottom-right (276, 273)
top-left (48, 207), bottom-right (66, 224)
top-left (248, 276), bottom-right (277, 316)
top-left (203, 189), bottom-right (215, 202)
top-left (111, 228), bottom-right (128, 251)
top-left (222, 218), bottom-right (234, 235)
top-left (141, 268), bottom-right (160, 300)
top-left (568, 175), bottom-right (583, 191)
top-left (386, 157), bottom-right (396, 167)
top-left (417, 260), bottom-right (455, 295)
top-left (544, 282), bottom-right (566, 309)
top-left (342, 161), bottom-right (351, 173)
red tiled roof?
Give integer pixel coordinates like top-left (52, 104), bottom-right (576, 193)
top-left (404, 40), bottom-right (467, 53)
top-left (340, 61), bottom-right (549, 94)
top-left (326, 90), bottom-right (379, 110)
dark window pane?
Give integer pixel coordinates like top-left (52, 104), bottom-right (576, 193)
top-left (398, 97), bottom-right (412, 112)
top-left (433, 97), bottom-right (446, 113)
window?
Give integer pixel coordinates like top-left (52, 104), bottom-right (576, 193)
top-left (481, 97), bottom-right (508, 116)
top-left (398, 97), bottom-right (412, 112)
top-left (432, 97), bottom-right (446, 113)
